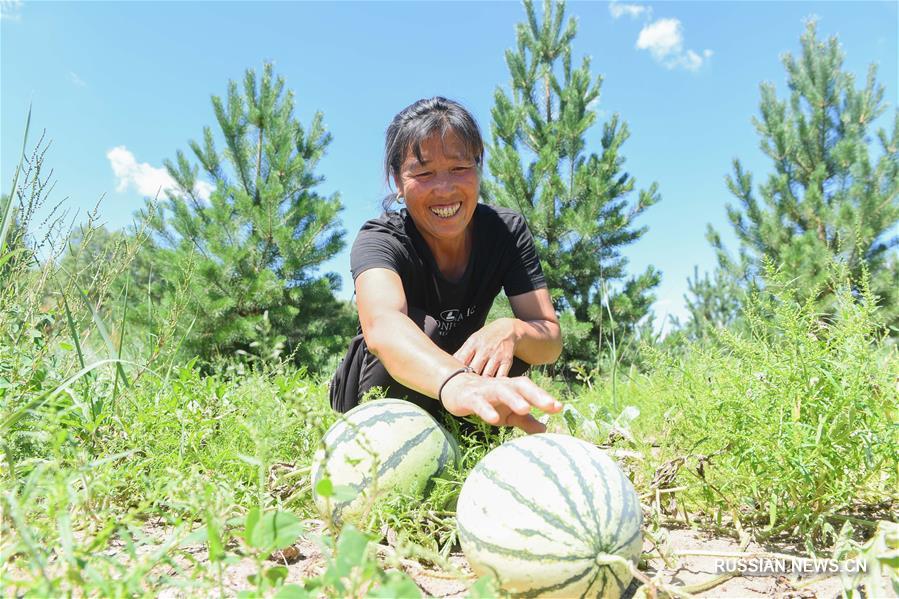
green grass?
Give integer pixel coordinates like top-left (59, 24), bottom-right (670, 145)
top-left (564, 261), bottom-right (898, 553)
top-left (3, 128), bottom-right (896, 596)
top-left (5, 254), bottom-right (897, 594)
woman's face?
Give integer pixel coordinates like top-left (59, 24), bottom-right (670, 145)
top-left (394, 131), bottom-right (480, 248)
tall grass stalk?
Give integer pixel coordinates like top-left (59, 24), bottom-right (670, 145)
top-left (0, 104), bottom-right (31, 256)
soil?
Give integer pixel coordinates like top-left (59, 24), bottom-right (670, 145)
top-left (129, 521), bottom-right (898, 597)
top-left (6, 519), bottom-right (894, 597)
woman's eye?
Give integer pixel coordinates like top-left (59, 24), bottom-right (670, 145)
top-left (414, 171), bottom-right (432, 178)
top-left (452, 166), bottom-right (470, 172)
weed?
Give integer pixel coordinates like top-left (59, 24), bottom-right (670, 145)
top-left (633, 260), bottom-right (898, 549)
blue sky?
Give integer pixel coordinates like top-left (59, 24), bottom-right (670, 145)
top-left (2, 1), bottom-right (897, 331)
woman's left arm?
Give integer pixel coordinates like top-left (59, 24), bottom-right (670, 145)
top-left (454, 288), bottom-right (562, 377)
top-left (508, 287), bottom-right (562, 365)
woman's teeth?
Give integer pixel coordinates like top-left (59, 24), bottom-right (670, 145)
top-left (430, 203), bottom-right (462, 218)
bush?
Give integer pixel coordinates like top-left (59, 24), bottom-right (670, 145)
top-left (640, 260), bottom-right (898, 548)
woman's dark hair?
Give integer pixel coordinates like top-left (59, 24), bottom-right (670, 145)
top-left (382, 97), bottom-right (484, 211)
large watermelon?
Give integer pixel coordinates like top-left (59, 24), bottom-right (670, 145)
top-left (456, 433), bottom-right (642, 598)
top-left (312, 398), bottom-right (459, 525)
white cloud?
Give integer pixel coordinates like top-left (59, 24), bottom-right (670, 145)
top-left (636, 18), bottom-right (712, 72)
top-left (107, 146), bottom-right (213, 202)
top-left (636, 18), bottom-right (682, 59)
top-left (68, 71), bottom-right (87, 87)
top-left (609, 1), bottom-right (651, 20)
top-left (679, 50), bottom-right (704, 71)
top-left (194, 179), bottom-right (214, 201)
top-left (1, 0), bottom-right (23, 21)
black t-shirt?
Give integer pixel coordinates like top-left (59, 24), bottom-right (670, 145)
top-left (350, 203), bottom-right (547, 353)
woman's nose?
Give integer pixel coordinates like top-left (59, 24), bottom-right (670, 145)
top-left (430, 171), bottom-right (454, 193)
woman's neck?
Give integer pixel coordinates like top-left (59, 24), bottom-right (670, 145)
top-left (427, 226), bottom-right (473, 282)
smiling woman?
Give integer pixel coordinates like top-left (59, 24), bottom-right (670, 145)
top-left (329, 97), bottom-right (564, 435)
top-left (395, 132), bottom-right (479, 281)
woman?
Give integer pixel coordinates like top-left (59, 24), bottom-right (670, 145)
top-left (330, 97), bottom-right (562, 434)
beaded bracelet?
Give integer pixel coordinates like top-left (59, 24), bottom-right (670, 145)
top-left (438, 366), bottom-right (474, 404)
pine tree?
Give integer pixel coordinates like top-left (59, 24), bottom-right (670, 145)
top-left (144, 63), bottom-right (354, 369)
top-left (485, 0), bottom-right (661, 372)
top-left (671, 266), bottom-right (744, 342)
top-left (707, 20), bottom-right (899, 333)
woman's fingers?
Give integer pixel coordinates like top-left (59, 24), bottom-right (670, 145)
top-left (443, 372), bottom-right (560, 430)
top-left (506, 412), bottom-right (546, 435)
top-left (482, 356), bottom-right (501, 378)
top-left (493, 384), bottom-right (532, 415)
top-left (474, 401), bottom-right (500, 424)
top-left (468, 350), bottom-right (490, 375)
top-left (474, 378), bottom-right (560, 419)
top-left (467, 346), bottom-right (514, 377)
top-left (483, 356), bottom-right (513, 378)
top-left (453, 342), bottom-right (475, 365)
top-left (512, 377), bottom-right (562, 413)
top-left (495, 358), bottom-right (512, 378)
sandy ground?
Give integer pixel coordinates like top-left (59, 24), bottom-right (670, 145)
top-left (629, 528), bottom-right (853, 599)
top-left (6, 519), bottom-right (894, 598)
top-left (367, 526), bottom-right (884, 598)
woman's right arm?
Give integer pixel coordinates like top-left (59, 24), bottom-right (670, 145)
top-left (356, 267), bottom-right (462, 399)
top-left (356, 268), bottom-right (561, 433)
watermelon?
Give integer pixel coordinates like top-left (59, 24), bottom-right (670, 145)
top-left (312, 398), bottom-right (459, 525)
top-left (456, 433), bottom-right (642, 598)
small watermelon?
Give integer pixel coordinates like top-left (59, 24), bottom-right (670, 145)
top-left (312, 398), bottom-right (459, 525)
top-left (456, 433), bottom-right (642, 598)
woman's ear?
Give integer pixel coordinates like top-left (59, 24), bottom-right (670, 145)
top-left (392, 173), bottom-right (404, 196)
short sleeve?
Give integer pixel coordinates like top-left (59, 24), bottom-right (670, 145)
top-left (350, 226), bottom-right (406, 282)
top-left (502, 214), bottom-right (547, 296)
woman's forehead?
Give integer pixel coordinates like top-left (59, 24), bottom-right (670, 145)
top-left (403, 131), bottom-right (475, 166)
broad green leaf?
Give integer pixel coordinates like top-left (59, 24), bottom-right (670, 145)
top-left (179, 526), bottom-right (208, 547)
top-left (315, 477), bottom-right (333, 498)
top-left (562, 405), bottom-right (580, 435)
top-left (207, 520), bottom-right (225, 562)
top-left (56, 512), bottom-right (74, 564)
top-left (250, 510), bottom-right (302, 551)
top-left (334, 525), bottom-right (370, 573)
top-left (243, 506), bottom-right (261, 546)
top-left (265, 566), bottom-right (288, 586)
top-left (274, 584), bottom-right (310, 599)
top-left (368, 571), bottom-right (422, 598)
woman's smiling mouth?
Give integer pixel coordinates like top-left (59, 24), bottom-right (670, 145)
top-left (430, 202), bottom-right (462, 218)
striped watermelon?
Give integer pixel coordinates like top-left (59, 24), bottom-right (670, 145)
top-left (312, 398), bottom-right (459, 525)
top-left (456, 433), bottom-right (642, 598)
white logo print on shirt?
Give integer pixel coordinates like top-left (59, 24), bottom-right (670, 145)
top-left (437, 306), bottom-right (477, 336)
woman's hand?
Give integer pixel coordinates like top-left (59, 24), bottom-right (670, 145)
top-left (453, 318), bottom-right (519, 377)
top-left (439, 372), bottom-right (562, 434)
